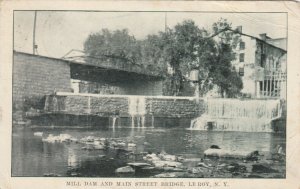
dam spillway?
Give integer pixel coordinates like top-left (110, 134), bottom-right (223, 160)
top-left (190, 98), bottom-right (284, 132)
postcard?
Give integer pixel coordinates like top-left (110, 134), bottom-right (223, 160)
top-left (0, 1), bottom-right (300, 189)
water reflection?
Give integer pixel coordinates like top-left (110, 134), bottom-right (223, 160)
top-left (12, 126), bottom-right (285, 177)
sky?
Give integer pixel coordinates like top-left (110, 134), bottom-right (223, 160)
top-left (14, 11), bottom-right (287, 58)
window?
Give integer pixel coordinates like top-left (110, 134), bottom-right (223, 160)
top-left (239, 53), bottom-right (245, 62)
top-left (239, 41), bottom-right (245, 50)
top-left (239, 67), bottom-right (244, 76)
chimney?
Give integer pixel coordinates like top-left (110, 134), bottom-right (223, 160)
top-left (235, 26), bottom-right (242, 33)
top-left (259, 33), bottom-right (270, 41)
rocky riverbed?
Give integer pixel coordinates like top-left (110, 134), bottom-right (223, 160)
top-left (38, 132), bottom-right (285, 178)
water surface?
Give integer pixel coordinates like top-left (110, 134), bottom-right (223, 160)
top-left (12, 126), bottom-right (285, 177)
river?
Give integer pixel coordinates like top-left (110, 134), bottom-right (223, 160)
top-left (12, 126), bottom-right (286, 178)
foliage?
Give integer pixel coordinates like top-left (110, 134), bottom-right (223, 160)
top-left (84, 29), bottom-right (141, 64)
top-left (83, 18), bottom-right (243, 97)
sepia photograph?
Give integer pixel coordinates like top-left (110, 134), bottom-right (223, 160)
top-left (11, 10), bottom-right (287, 179)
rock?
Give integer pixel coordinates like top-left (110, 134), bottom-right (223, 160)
top-left (164, 167), bottom-right (185, 172)
top-left (177, 156), bottom-right (185, 162)
top-left (70, 138), bottom-right (78, 143)
top-left (183, 158), bottom-right (202, 162)
top-left (42, 134), bottom-right (59, 143)
top-left (70, 172), bottom-right (81, 177)
top-left (267, 153), bottom-right (285, 162)
top-left (109, 141), bottom-right (118, 148)
top-left (115, 166), bottom-right (135, 174)
top-left (43, 173), bottom-right (61, 177)
top-left (141, 166), bottom-right (155, 170)
top-left (93, 144), bottom-right (105, 150)
top-left (152, 160), bottom-right (183, 168)
top-left (210, 145), bottom-right (221, 149)
top-left (33, 132), bottom-right (43, 137)
top-left (245, 150), bottom-right (259, 161)
top-left (128, 143), bottom-right (136, 147)
top-left (226, 163), bottom-right (247, 173)
top-left (143, 153), bottom-right (161, 161)
top-left (134, 135), bottom-right (145, 139)
top-left (252, 164), bottom-right (279, 173)
top-left (42, 134), bottom-right (74, 143)
top-left (80, 136), bottom-right (95, 143)
top-left (158, 154), bottom-right (177, 161)
top-left (204, 148), bottom-right (259, 159)
top-left (275, 145), bottom-right (285, 155)
top-left (117, 142), bottom-right (126, 147)
top-left (99, 138), bottom-right (106, 142)
top-left (127, 162), bottom-right (151, 168)
top-left (197, 162), bottom-right (210, 168)
top-left (59, 134), bottom-right (72, 142)
top-left (82, 146), bottom-right (94, 150)
top-left (217, 163), bottom-right (227, 168)
top-left (153, 172), bottom-right (186, 178)
top-left (189, 167), bottom-right (207, 174)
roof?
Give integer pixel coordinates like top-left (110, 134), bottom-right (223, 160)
top-left (266, 38), bottom-right (287, 50)
top-left (214, 28), bottom-right (287, 52)
top-left (236, 31), bottom-right (287, 52)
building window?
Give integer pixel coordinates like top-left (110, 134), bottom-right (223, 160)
top-left (260, 53), bottom-right (266, 67)
top-left (239, 53), bottom-right (245, 62)
top-left (239, 67), bottom-right (244, 76)
top-left (239, 41), bottom-right (245, 50)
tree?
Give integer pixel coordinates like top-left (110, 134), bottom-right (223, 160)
top-left (83, 19), bottom-right (243, 97)
top-left (84, 29), bottom-right (141, 64)
top-left (206, 18), bottom-right (243, 97)
top-left (145, 20), bottom-right (208, 96)
top-left (144, 19), bottom-right (243, 97)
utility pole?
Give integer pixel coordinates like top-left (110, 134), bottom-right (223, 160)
top-left (33, 11), bottom-right (37, 55)
top-left (164, 12), bottom-right (167, 32)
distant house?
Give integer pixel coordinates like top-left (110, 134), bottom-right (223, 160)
top-left (230, 28), bottom-right (287, 99)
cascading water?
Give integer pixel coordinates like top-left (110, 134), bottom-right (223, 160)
top-left (44, 96), bottom-right (50, 111)
top-left (190, 98), bottom-right (282, 132)
top-left (53, 96), bottom-right (58, 112)
top-left (128, 96), bottom-right (146, 128)
top-left (112, 117), bottom-right (117, 129)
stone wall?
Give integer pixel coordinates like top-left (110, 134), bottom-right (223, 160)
top-left (145, 97), bottom-right (204, 118)
top-left (45, 93), bottom-right (204, 119)
top-left (13, 52), bottom-right (72, 111)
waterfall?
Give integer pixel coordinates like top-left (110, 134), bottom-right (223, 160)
top-left (131, 116), bottom-right (135, 128)
top-left (87, 96), bottom-right (91, 114)
top-left (151, 115), bottom-right (155, 128)
top-left (44, 96), bottom-right (50, 111)
top-left (128, 96), bottom-right (146, 128)
top-left (112, 117), bottom-right (117, 129)
top-left (141, 116), bottom-right (145, 128)
top-left (190, 99), bottom-right (282, 132)
top-left (53, 96), bottom-right (58, 112)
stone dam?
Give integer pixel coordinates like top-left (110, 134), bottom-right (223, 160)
top-left (26, 92), bottom-right (286, 132)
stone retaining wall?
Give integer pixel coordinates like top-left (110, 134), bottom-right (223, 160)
top-left (45, 93), bottom-right (204, 119)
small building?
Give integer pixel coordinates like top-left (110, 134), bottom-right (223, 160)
top-left (231, 29), bottom-right (287, 99)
